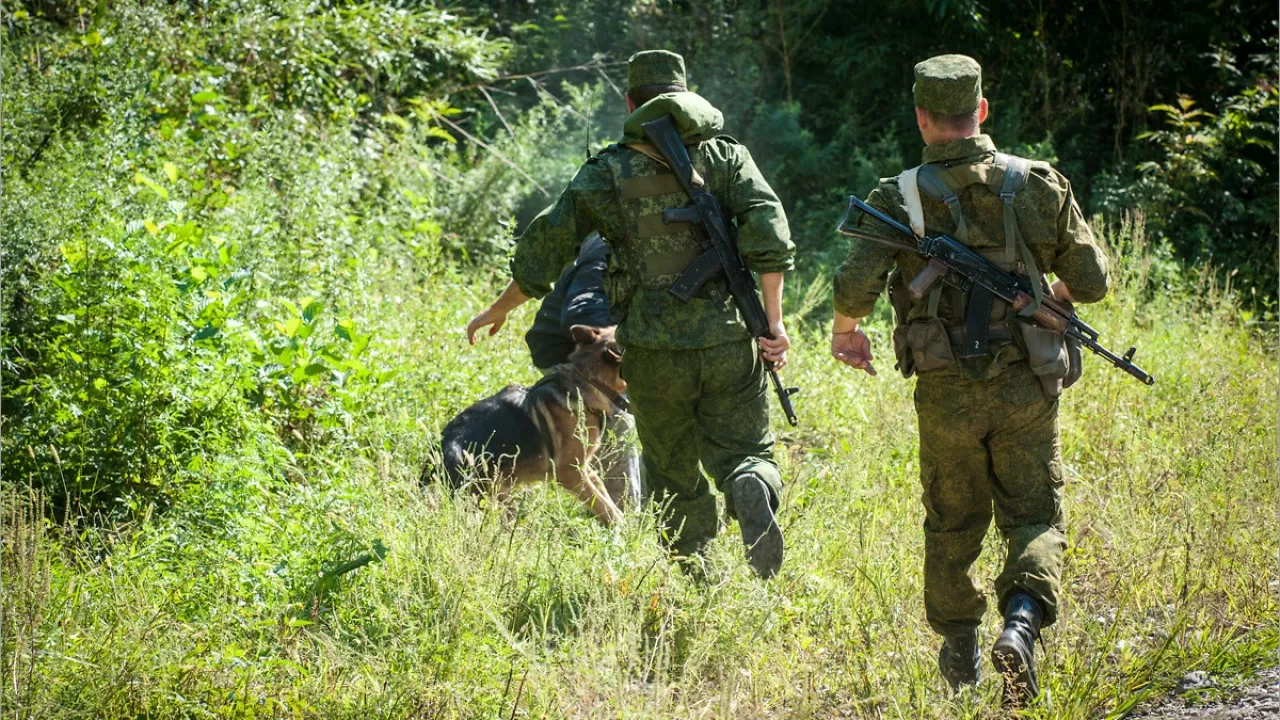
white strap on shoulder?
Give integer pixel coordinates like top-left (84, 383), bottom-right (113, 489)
top-left (898, 166), bottom-right (926, 237)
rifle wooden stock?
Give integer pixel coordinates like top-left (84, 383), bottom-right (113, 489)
top-left (1010, 293), bottom-right (1072, 333)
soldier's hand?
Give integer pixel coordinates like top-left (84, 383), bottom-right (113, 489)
top-left (466, 306), bottom-right (509, 345)
top-left (832, 328), bottom-right (876, 375)
top-left (758, 321), bottom-right (790, 370)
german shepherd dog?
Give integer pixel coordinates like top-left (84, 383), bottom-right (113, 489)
top-left (432, 325), bottom-right (628, 525)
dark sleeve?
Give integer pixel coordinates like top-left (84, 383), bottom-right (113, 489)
top-left (560, 251), bottom-right (611, 330)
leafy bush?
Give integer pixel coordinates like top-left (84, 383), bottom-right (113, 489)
top-left (0, 0), bottom-right (543, 511)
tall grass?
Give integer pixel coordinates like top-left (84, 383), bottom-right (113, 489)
top-left (3, 213), bottom-right (1275, 719)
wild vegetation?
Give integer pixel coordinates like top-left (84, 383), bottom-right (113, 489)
top-left (2, 2), bottom-right (1276, 718)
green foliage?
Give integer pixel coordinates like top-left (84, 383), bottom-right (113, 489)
top-left (1128, 82), bottom-right (1279, 305)
top-left (0, 0), bottom-right (534, 508)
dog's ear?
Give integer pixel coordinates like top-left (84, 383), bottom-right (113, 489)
top-left (603, 342), bottom-right (623, 365)
top-left (570, 324), bottom-right (600, 347)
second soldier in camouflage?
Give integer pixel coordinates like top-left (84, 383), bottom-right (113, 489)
top-left (467, 50), bottom-right (795, 579)
top-left (830, 54), bottom-right (1108, 706)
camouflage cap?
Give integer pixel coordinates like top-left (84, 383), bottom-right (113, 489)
top-left (912, 54), bottom-right (983, 115)
top-left (627, 50), bottom-right (687, 91)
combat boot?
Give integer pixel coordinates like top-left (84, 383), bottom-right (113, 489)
top-left (729, 473), bottom-right (783, 579)
top-left (938, 630), bottom-right (981, 691)
top-left (992, 592), bottom-right (1043, 707)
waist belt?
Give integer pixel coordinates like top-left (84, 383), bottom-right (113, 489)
top-left (948, 322), bottom-right (1014, 348)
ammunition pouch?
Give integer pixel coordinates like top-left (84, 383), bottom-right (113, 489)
top-left (1017, 320), bottom-right (1069, 399)
top-left (903, 318), bottom-right (957, 373)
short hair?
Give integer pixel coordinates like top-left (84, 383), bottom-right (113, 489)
top-left (628, 84), bottom-right (686, 106)
top-left (922, 107), bottom-right (982, 133)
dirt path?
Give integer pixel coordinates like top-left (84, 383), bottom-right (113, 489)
top-left (1130, 668), bottom-right (1279, 719)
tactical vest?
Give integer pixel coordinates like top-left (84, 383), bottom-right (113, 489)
top-left (894, 152), bottom-right (1074, 395)
top-left (900, 152), bottom-right (1045, 347)
top-left (599, 142), bottom-right (726, 313)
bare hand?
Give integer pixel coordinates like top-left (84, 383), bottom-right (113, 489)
top-left (466, 306), bottom-right (509, 345)
top-left (832, 328), bottom-right (876, 375)
top-left (758, 321), bottom-right (790, 370)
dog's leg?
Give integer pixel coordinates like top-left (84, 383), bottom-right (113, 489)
top-left (554, 434), bottom-right (622, 526)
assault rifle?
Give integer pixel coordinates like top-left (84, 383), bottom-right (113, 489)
top-left (836, 195), bottom-right (1155, 386)
top-left (641, 115), bottom-right (800, 425)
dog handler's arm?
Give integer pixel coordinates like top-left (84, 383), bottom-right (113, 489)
top-left (466, 281), bottom-right (530, 345)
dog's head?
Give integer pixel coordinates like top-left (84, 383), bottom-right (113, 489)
top-left (568, 324), bottom-right (625, 396)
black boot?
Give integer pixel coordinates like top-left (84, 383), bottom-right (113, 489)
top-left (938, 630), bottom-right (981, 691)
top-left (992, 592), bottom-right (1043, 707)
top-left (729, 473), bottom-right (783, 579)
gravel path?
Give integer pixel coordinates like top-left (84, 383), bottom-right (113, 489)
top-left (1130, 668), bottom-right (1279, 719)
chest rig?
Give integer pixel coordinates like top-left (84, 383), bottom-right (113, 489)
top-left (602, 143), bottom-right (725, 301)
top-left (899, 152), bottom-right (1046, 357)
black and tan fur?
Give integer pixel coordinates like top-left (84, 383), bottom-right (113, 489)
top-left (432, 325), bottom-right (626, 525)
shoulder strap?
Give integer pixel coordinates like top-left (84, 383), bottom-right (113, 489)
top-left (897, 167), bottom-right (944, 318)
top-left (916, 165), bottom-right (970, 243)
top-left (897, 167), bottom-right (926, 237)
top-left (994, 153), bottom-right (1043, 317)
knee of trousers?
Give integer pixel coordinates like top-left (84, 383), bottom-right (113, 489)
top-left (924, 525), bottom-right (989, 568)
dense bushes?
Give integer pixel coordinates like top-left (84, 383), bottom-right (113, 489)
top-left (0, 1), bottom-right (590, 510)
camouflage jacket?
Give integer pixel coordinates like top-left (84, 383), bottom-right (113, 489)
top-left (833, 134), bottom-right (1109, 378)
top-left (510, 92), bottom-right (794, 350)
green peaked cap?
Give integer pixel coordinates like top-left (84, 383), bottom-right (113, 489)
top-left (627, 50), bottom-right (687, 91)
top-left (913, 54), bottom-right (983, 115)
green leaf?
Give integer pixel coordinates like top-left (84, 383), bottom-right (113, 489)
top-left (192, 90), bottom-right (219, 104)
top-left (163, 162), bottom-right (179, 183)
top-left (56, 314), bottom-right (77, 325)
top-left (193, 323), bottom-right (219, 341)
top-left (303, 362), bottom-right (328, 377)
top-left (133, 173), bottom-right (169, 200)
top-left (278, 317), bottom-right (302, 338)
top-left (302, 299), bottom-right (324, 324)
top-left (424, 126), bottom-right (457, 144)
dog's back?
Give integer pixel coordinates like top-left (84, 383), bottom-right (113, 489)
top-left (438, 384), bottom-right (548, 489)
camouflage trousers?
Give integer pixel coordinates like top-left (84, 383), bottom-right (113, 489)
top-left (914, 361), bottom-right (1067, 638)
top-left (621, 339), bottom-right (781, 557)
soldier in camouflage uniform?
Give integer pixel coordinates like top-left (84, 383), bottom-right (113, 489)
top-left (466, 50), bottom-right (795, 579)
top-left (830, 55), bottom-right (1108, 705)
